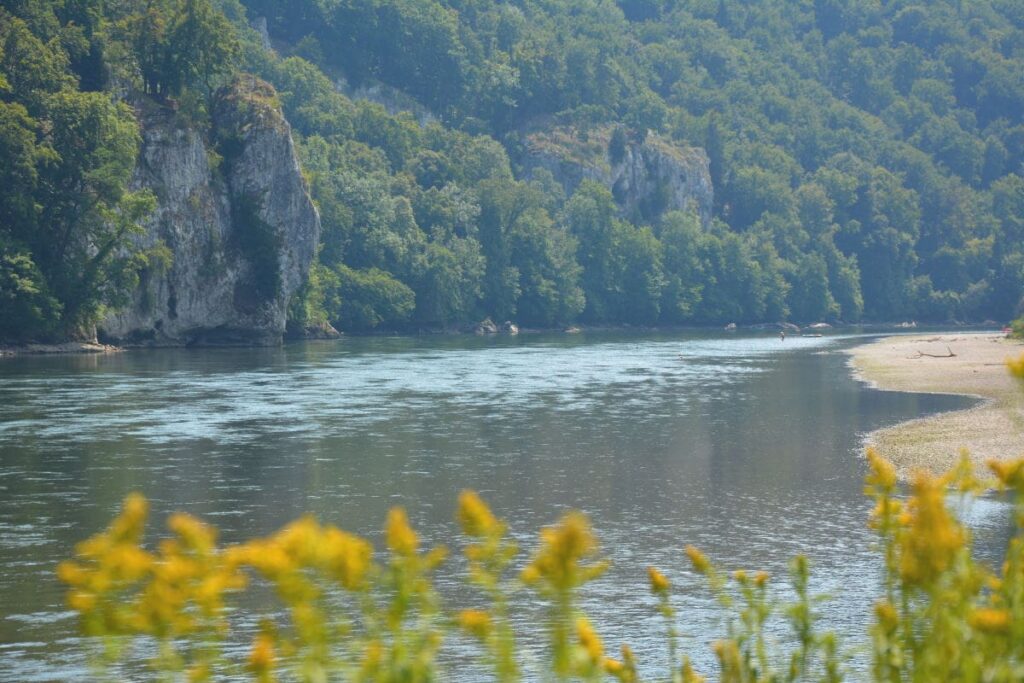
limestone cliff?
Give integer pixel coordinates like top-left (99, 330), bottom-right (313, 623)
top-left (522, 127), bottom-right (713, 226)
top-left (100, 78), bottom-right (320, 346)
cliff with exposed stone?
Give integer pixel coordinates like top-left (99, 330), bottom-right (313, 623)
top-left (522, 126), bottom-right (713, 227)
top-left (100, 77), bottom-right (320, 346)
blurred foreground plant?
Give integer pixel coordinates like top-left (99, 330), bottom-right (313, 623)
top-left (59, 356), bottom-right (1024, 681)
top-left (56, 453), bottom-right (1024, 682)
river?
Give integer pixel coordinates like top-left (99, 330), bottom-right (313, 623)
top-left (0, 331), bottom-right (1012, 680)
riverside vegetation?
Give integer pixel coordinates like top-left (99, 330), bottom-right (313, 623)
top-left (4, 0), bottom-right (1024, 343)
top-left (55, 358), bottom-right (1024, 681)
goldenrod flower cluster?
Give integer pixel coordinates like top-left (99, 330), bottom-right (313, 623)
top-left (57, 494), bottom-right (251, 678)
top-left (58, 427), bottom-right (1024, 683)
top-left (521, 511), bottom-right (608, 594)
top-left (646, 566), bottom-right (670, 595)
top-left (455, 491), bottom-right (518, 682)
top-left (57, 493), bottom-right (153, 636)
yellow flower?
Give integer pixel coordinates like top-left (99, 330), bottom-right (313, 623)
top-left (865, 447), bottom-right (897, 490)
top-left (712, 640), bottom-right (742, 678)
top-left (520, 565), bottom-right (540, 584)
top-left (732, 569), bottom-right (748, 584)
top-left (56, 561), bottom-right (86, 586)
top-left (969, 608), bottom-right (1010, 633)
top-left (120, 493), bottom-right (149, 532)
top-left (603, 657), bottom-right (624, 674)
top-left (647, 566), bottom-right (670, 595)
top-left (874, 600), bottom-right (899, 631)
top-left (869, 497), bottom-right (904, 530)
top-left (248, 630), bottom-right (276, 680)
top-left (1006, 353), bottom-right (1024, 380)
top-left (187, 663), bottom-right (211, 682)
top-left (386, 507), bottom-right (419, 556)
top-left (457, 490), bottom-right (501, 537)
top-left (604, 645), bottom-right (638, 682)
top-left (944, 450), bottom-right (985, 494)
top-left (576, 617), bottom-right (603, 661)
top-left (684, 545), bottom-right (710, 575)
top-left (67, 591), bottom-right (97, 613)
top-left (681, 656), bottom-right (705, 683)
top-left (360, 640), bottom-right (383, 678)
top-left (457, 609), bottom-right (491, 639)
top-left (989, 458), bottom-right (1024, 490)
top-left (898, 470), bottom-right (965, 585)
top-left (168, 513), bottom-right (216, 552)
top-left (754, 571), bottom-right (769, 588)
top-left (521, 511), bottom-right (607, 592)
top-left (321, 526), bottom-right (373, 590)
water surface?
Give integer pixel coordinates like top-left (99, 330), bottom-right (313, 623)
top-left (0, 331), bottom-right (1009, 680)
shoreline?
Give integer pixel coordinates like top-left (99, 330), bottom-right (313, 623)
top-left (0, 340), bottom-right (121, 358)
top-left (846, 333), bottom-right (1024, 478)
top-left (0, 322), bottom-right (1002, 358)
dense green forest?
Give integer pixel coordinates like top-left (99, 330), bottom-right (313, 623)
top-left (2, 0), bottom-right (1024, 340)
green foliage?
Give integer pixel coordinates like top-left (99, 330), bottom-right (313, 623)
top-left (129, 0), bottom-right (239, 98)
top-left (335, 265), bottom-right (416, 331)
top-left (0, 237), bottom-right (61, 341)
top-left (287, 261), bottom-right (341, 335)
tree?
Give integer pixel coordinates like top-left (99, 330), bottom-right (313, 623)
top-left (562, 181), bottom-right (618, 322)
top-left (788, 252), bottom-right (839, 322)
top-left (506, 193), bottom-right (584, 326)
top-left (32, 92), bottom-right (154, 334)
top-left (133, 0), bottom-right (238, 98)
top-left (658, 210), bottom-right (705, 322)
top-left (335, 265), bottom-right (415, 331)
top-left (0, 238), bottom-right (62, 341)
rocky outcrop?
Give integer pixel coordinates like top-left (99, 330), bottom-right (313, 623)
top-left (522, 126), bottom-right (713, 226)
top-left (474, 317), bottom-right (499, 335)
top-left (100, 77), bottom-right (320, 346)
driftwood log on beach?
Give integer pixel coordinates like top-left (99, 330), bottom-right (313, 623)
top-left (909, 346), bottom-right (956, 359)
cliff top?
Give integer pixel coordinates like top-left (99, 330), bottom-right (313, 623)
top-left (214, 76), bottom-right (288, 136)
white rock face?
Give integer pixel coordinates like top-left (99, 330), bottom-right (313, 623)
top-left (100, 79), bottom-right (320, 345)
top-left (523, 127), bottom-right (713, 226)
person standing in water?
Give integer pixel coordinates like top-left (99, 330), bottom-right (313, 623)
top-left (780, 329), bottom-right (786, 341)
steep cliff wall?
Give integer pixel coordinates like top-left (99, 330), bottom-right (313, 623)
top-left (523, 127), bottom-right (713, 226)
top-left (100, 78), bottom-right (320, 345)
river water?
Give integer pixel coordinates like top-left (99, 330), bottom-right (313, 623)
top-left (0, 331), bottom-right (1013, 680)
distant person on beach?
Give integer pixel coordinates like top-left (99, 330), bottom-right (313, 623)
top-left (780, 330), bottom-right (786, 341)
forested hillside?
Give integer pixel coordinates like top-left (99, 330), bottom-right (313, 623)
top-left (2, 0), bottom-right (1024, 341)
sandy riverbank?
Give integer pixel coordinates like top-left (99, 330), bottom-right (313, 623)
top-left (847, 332), bottom-right (1024, 478)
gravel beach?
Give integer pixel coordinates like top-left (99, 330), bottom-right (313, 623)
top-left (847, 332), bottom-right (1024, 478)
